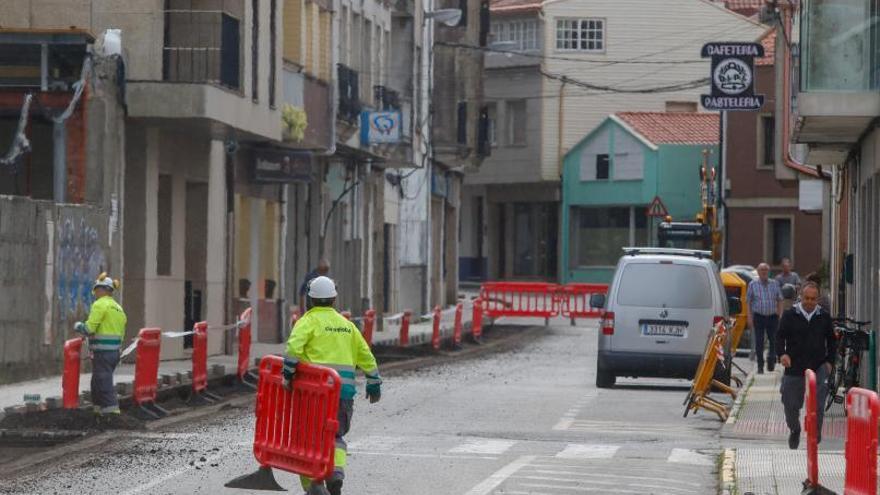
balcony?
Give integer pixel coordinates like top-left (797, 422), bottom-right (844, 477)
top-left (162, 7), bottom-right (241, 90)
top-left (796, 0), bottom-right (880, 147)
top-left (337, 64), bottom-right (362, 122)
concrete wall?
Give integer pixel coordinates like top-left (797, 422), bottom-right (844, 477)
top-left (0, 198), bottom-right (111, 383)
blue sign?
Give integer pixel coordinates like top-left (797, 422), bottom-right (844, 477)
top-left (361, 111), bottom-right (401, 145)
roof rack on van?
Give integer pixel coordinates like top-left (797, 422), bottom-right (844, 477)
top-left (622, 247), bottom-right (713, 259)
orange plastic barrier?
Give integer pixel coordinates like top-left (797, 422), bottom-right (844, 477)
top-left (453, 302), bottom-right (463, 348)
top-left (238, 309), bottom-right (253, 381)
top-left (472, 298), bottom-right (484, 341)
top-left (62, 337), bottom-right (84, 409)
top-left (431, 306), bottom-right (442, 350)
top-left (844, 387), bottom-right (880, 495)
top-left (558, 283), bottom-right (608, 319)
top-left (253, 355), bottom-right (341, 480)
top-left (805, 369), bottom-right (818, 488)
top-left (192, 321), bottom-right (209, 394)
top-left (362, 309), bottom-right (376, 347)
top-left (480, 282), bottom-right (560, 319)
top-left (399, 310), bottom-right (411, 347)
top-left (133, 328), bottom-right (162, 406)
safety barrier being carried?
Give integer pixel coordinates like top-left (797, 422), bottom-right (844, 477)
top-left (362, 309), bottom-right (376, 347)
top-left (559, 283), bottom-right (607, 320)
top-left (683, 321), bottom-right (736, 421)
top-left (62, 337), bottom-right (84, 409)
top-left (844, 387), bottom-right (880, 495)
top-left (252, 355), bottom-right (341, 480)
top-left (804, 369), bottom-right (820, 490)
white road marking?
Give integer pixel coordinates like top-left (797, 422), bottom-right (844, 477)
top-left (450, 438), bottom-right (517, 455)
top-left (555, 444), bottom-right (619, 460)
top-left (511, 475), bottom-right (698, 494)
top-left (552, 418), bottom-right (575, 430)
top-left (525, 467), bottom-right (703, 485)
top-left (462, 455), bottom-right (537, 495)
top-left (517, 482), bottom-right (655, 494)
top-left (347, 435), bottom-right (406, 452)
top-left (667, 448), bottom-right (715, 467)
top-left (552, 390), bottom-right (598, 430)
top-left (353, 451), bottom-right (499, 461)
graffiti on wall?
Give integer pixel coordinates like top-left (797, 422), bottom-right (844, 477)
top-left (55, 217), bottom-right (106, 321)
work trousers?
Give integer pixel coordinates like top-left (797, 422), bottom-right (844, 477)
top-left (780, 365), bottom-right (829, 435)
top-left (753, 314), bottom-right (778, 369)
top-left (301, 399), bottom-right (354, 491)
top-left (91, 349), bottom-right (120, 413)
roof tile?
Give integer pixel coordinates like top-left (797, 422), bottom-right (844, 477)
top-left (615, 112), bottom-right (719, 146)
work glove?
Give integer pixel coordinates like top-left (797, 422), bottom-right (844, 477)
top-left (365, 374), bottom-right (382, 403)
top-left (282, 357), bottom-right (297, 392)
top-left (74, 322), bottom-right (88, 337)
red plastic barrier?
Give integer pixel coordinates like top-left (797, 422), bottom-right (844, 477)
top-left (453, 302), bottom-right (463, 347)
top-left (559, 283), bottom-right (608, 319)
top-left (238, 309), bottom-right (253, 381)
top-left (804, 369), bottom-right (818, 488)
top-left (362, 309), bottom-right (376, 347)
top-left (431, 306), bottom-right (442, 350)
top-left (133, 328), bottom-right (162, 405)
top-left (62, 337), bottom-right (84, 409)
top-left (844, 387), bottom-right (880, 495)
top-left (480, 282), bottom-right (560, 319)
top-left (192, 321), bottom-right (208, 394)
top-left (253, 355), bottom-right (341, 480)
top-left (399, 310), bottom-right (412, 347)
top-left (472, 299), bottom-right (484, 340)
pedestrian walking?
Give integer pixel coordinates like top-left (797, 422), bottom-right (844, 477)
top-left (776, 282), bottom-right (835, 449)
top-left (804, 272), bottom-right (831, 312)
top-left (299, 258), bottom-right (330, 314)
top-left (746, 262), bottom-right (783, 374)
top-left (774, 257), bottom-right (801, 289)
top-left (74, 273), bottom-right (127, 415)
top-left (283, 276), bottom-right (381, 495)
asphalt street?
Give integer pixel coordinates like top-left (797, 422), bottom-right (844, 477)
top-left (0, 320), bottom-right (726, 495)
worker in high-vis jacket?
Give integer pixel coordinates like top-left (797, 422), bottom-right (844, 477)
top-left (283, 275), bottom-right (382, 495)
top-left (74, 273), bottom-right (126, 415)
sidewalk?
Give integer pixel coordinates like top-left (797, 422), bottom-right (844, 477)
top-left (0, 302), bottom-right (483, 413)
top-left (721, 366), bottom-right (849, 494)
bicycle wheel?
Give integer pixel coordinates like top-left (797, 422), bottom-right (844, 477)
top-left (826, 356), bottom-right (844, 411)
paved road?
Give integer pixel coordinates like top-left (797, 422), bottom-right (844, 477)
top-left (1, 321), bottom-right (726, 495)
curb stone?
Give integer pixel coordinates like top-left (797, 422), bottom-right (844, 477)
top-left (719, 448), bottom-right (737, 495)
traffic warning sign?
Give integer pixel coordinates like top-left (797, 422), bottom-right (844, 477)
top-left (646, 196), bottom-right (669, 218)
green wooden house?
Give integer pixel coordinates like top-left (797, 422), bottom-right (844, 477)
top-left (561, 112), bottom-right (720, 284)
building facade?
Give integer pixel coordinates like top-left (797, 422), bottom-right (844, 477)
top-left (460, 0), bottom-right (765, 282)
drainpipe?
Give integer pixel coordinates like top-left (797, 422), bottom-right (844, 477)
top-left (53, 121), bottom-right (67, 203)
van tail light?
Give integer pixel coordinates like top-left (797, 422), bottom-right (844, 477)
top-left (713, 316), bottom-right (725, 328)
top-left (601, 311), bottom-right (615, 335)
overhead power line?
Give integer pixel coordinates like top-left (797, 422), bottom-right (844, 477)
top-left (540, 70), bottom-right (709, 94)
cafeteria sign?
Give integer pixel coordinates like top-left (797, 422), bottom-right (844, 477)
top-left (700, 42), bottom-right (765, 111)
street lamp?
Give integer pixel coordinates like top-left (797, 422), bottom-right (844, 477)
top-left (424, 8), bottom-right (462, 27)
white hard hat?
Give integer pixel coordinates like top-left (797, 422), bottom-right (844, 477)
top-left (308, 276), bottom-right (337, 299)
top-left (93, 276), bottom-right (115, 291)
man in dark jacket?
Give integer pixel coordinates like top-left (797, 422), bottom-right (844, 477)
top-left (776, 282), bottom-right (835, 449)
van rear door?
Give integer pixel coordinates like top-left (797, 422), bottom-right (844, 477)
top-left (611, 260), bottom-right (715, 356)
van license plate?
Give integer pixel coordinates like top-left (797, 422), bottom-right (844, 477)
top-left (641, 324), bottom-right (686, 337)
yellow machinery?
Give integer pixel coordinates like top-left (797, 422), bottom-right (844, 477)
top-left (721, 271), bottom-right (747, 351)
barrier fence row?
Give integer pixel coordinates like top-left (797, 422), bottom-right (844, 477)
top-left (62, 309), bottom-right (255, 416)
top-left (480, 282), bottom-right (608, 320)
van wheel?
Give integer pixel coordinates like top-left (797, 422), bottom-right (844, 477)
top-left (596, 369), bottom-right (616, 388)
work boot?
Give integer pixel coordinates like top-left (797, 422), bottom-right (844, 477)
top-left (327, 478), bottom-right (343, 495)
top-left (767, 361), bottom-right (775, 372)
top-left (788, 429), bottom-right (800, 449)
top-left (757, 364), bottom-right (764, 375)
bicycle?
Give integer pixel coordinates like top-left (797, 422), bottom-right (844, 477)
top-left (825, 318), bottom-right (871, 411)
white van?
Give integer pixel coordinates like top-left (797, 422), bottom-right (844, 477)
top-left (590, 248), bottom-right (736, 388)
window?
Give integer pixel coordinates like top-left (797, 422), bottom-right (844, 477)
top-left (507, 99), bottom-right (527, 145)
top-left (759, 115), bottom-right (775, 168)
top-left (556, 18), bottom-right (604, 52)
top-left (486, 102), bottom-right (497, 146)
top-left (339, 6), bottom-right (349, 66)
top-left (457, 101), bottom-right (468, 144)
top-left (617, 264), bottom-right (713, 309)
top-left (596, 154), bottom-right (609, 180)
top-left (157, 174), bottom-right (173, 276)
top-left (569, 206), bottom-right (646, 267)
top-left (251, 0), bottom-right (259, 101)
top-left (766, 216), bottom-right (793, 266)
top-left (269, 0), bottom-right (277, 107)
top-left (491, 19), bottom-right (538, 51)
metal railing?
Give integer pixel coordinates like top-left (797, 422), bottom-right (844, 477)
top-left (162, 9), bottom-right (241, 90)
